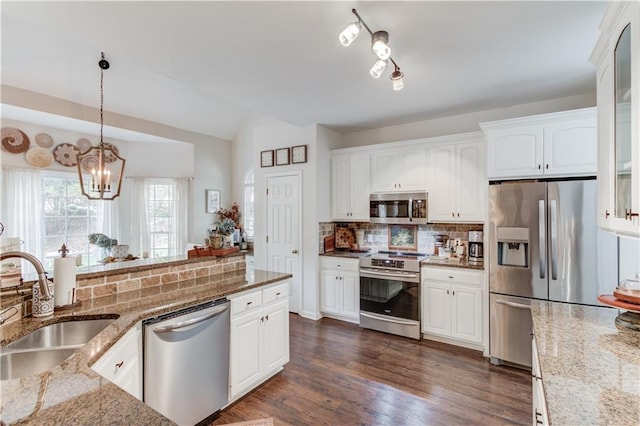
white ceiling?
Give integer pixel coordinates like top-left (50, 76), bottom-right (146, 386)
top-left (1, 1), bottom-right (607, 141)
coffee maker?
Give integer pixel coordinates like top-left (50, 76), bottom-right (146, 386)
top-left (468, 231), bottom-right (483, 263)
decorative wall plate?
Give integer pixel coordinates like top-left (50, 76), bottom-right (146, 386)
top-left (103, 142), bottom-right (120, 163)
top-left (25, 147), bottom-right (54, 168)
top-left (80, 153), bottom-right (100, 173)
top-left (76, 138), bottom-right (92, 153)
top-left (1, 127), bottom-right (30, 153)
top-left (35, 133), bottom-right (54, 148)
top-left (53, 143), bottom-right (81, 167)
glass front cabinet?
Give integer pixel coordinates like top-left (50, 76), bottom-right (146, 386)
top-left (591, 1), bottom-right (640, 236)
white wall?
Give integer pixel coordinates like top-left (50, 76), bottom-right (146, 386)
top-left (340, 93), bottom-right (595, 147)
top-left (231, 113), bottom-right (281, 221)
top-left (191, 136), bottom-right (232, 244)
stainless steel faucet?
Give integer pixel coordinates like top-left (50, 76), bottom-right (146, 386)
top-left (0, 251), bottom-right (53, 300)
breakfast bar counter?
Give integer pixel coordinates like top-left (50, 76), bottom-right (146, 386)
top-left (530, 301), bottom-right (640, 425)
top-left (0, 263), bottom-right (292, 425)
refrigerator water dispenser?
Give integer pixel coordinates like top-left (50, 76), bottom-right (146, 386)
top-left (496, 227), bottom-right (529, 268)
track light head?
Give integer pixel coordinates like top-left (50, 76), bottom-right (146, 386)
top-left (390, 67), bottom-right (405, 91)
top-left (371, 31), bottom-right (391, 60)
top-left (339, 21), bottom-right (361, 47)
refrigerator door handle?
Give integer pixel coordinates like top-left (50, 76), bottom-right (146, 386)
top-left (538, 200), bottom-right (546, 279)
top-left (495, 299), bottom-right (531, 310)
top-left (550, 199), bottom-right (558, 281)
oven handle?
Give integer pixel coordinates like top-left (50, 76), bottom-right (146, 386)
top-left (360, 269), bottom-right (418, 280)
top-left (360, 312), bottom-right (419, 326)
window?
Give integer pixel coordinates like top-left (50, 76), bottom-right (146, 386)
top-left (3, 168), bottom-right (188, 267)
top-left (243, 170), bottom-right (254, 241)
top-left (145, 180), bottom-right (178, 258)
top-left (42, 173), bottom-right (100, 268)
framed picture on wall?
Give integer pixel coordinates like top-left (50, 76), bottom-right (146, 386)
top-left (206, 189), bottom-right (221, 213)
top-left (275, 147), bottom-right (290, 166)
top-left (388, 225), bottom-right (418, 251)
top-left (291, 145), bottom-right (307, 164)
top-left (260, 150), bottom-right (274, 167)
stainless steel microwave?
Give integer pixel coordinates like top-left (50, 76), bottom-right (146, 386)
top-left (369, 192), bottom-right (428, 224)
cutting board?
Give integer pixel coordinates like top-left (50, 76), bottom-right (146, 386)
top-left (323, 235), bottom-right (335, 253)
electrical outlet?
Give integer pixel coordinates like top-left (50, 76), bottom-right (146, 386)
top-left (367, 233), bottom-right (373, 243)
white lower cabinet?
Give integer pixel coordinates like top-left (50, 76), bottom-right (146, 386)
top-left (319, 257), bottom-right (359, 323)
top-left (532, 335), bottom-right (549, 426)
top-left (229, 280), bottom-right (290, 401)
top-left (421, 267), bottom-right (483, 347)
top-left (91, 322), bottom-right (142, 400)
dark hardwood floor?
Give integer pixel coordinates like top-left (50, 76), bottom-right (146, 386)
top-left (213, 314), bottom-right (531, 426)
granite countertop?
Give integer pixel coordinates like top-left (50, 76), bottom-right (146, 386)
top-left (0, 269), bottom-right (292, 425)
top-left (321, 251), bottom-right (485, 270)
top-left (320, 250), bottom-right (371, 259)
top-left (531, 301), bottom-right (640, 425)
top-left (421, 257), bottom-right (484, 270)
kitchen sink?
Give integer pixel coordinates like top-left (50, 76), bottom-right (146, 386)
top-left (1, 317), bottom-right (117, 380)
top-left (0, 348), bottom-right (77, 380)
top-left (4, 318), bottom-right (116, 351)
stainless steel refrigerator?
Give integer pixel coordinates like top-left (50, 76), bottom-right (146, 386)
top-left (488, 178), bottom-right (617, 368)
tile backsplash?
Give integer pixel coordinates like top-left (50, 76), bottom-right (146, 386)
top-left (318, 221), bottom-right (483, 254)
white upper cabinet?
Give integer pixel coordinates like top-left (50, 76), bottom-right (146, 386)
top-left (591, 1), bottom-right (640, 236)
top-left (481, 108), bottom-right (597, 180)
top-left (428, 135), bottom-right (486, 223)
top-left (331, 152), bottom-right (370, 221)
top-left (370, 147), bottom-right (426, 192)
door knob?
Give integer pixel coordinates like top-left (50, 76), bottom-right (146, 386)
top-left (292, 249), bottom-right (298, 254)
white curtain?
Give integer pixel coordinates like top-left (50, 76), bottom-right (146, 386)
top-left (120, 177), bottom-right (149, 257)
top-left (0, 166), bottom-right (43, 274)
top-left (173, 178), bottom-right (190, 255)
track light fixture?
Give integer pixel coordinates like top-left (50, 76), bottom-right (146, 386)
top-left (339, 8), bottom-right (404, 90)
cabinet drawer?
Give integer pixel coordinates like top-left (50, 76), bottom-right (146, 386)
top-left (263, 281), bottom-right (289, 305)
top-left (422, 267), bottom-right (482, 286)
top-left (230, 290), bottom-right (262, 317)
top-left (320, 256), bottom-right (359, 272)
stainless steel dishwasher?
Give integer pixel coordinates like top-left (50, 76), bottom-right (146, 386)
top-left (143, 298), bottom-right (230, 425)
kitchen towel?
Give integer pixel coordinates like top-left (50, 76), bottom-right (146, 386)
top-left (54, 257), bottom-right (76, 306)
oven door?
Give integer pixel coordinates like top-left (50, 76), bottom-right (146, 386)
top-left (359, 268), bottom-right (420, 321)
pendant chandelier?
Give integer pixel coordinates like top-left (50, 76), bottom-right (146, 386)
top-left (77, 52), bottom-right (126, 200)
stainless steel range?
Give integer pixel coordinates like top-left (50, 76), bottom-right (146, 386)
top-left (359, 251), bottom-right (428, 340)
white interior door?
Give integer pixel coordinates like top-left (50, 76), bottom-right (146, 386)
top-left (266, 174), bottom-right (301, 313)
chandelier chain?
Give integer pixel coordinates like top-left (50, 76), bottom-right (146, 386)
top-left (100, 52), bottom-right (105, 148)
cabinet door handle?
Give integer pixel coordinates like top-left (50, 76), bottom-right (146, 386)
top-left (452, 290), bottom-right (455, 296)
top-left (292, 249), bottom-right (298, 254)
top-left (605, 210), bottom-right (610, 218)
top-left (448, 276), bottom-right (454, 279)
top-left (247, 301), bottom-right (253, 305)
top-left (115, 361), bottom-right (124, 369)
top-left (545, 164), bottom-right (549, 169)
top-left (276, 292), bottom-right (281, 296)
top-left (451, 212), bottom-right (455, 218)
top-left (447, 289), bottom-right (450, 295)
top-left (265, 314), bottom-right (269, 321)
top-left (538, 164), bottom-right (541, 170)
top-left (457, 212), bottom-right (460, 218)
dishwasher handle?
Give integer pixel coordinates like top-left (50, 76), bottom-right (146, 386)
top-left (153, 304), bottom-right (228, 334)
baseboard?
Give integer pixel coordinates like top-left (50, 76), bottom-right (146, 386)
top-left (421, 333), bottom-right (485, 352)
top-left (298, 310), bottom-right (323, 321)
